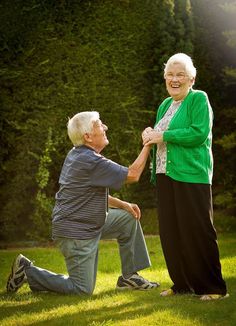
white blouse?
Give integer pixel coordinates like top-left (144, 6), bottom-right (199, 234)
top-left (155, 100), bottom-right (182, 173)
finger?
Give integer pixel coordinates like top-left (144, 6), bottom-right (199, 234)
top-left (144, 141), bottom-right (153, 147)
top-left (130, 207), bottom-right (139, 219)
top-left (143, 139), bottom-right (150, 146)
top-left (142, 133), bottom-right (147, 141)
top-left (145, 127), bottom-right (153, 133)
top-left (132, 205), bottom-right (141, 219)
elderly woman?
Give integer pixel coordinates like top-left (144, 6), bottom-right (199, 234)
top-left (142, 53), bottom-right (228, 300)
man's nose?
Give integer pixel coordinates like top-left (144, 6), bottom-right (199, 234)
top-left (103, 124), bottom-right (108, 131)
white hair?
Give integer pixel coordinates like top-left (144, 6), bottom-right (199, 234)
top-left (164, 53), bottom-right (197, 79)
top-left (67, 111), bottom-right (100, 146)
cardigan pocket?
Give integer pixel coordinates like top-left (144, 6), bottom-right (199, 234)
top-left (176, 147), bottom-right (204, 175)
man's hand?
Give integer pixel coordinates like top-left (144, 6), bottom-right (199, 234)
top-left (123, 202), bottom-right (141, 220)
top-left (108, 196), bottom-right (141, 220)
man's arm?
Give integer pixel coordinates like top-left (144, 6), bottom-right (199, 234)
top-left (108, 195), bottom-right (141, 220)
top-left (126, 145), bottom-right (151, 183)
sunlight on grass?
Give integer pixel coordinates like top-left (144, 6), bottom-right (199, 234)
top-left (0, 235), bottom-right (235, 326)
top-left (221, 257), bottom-right (236, 277)
top-left (115, 309), bottom-right (205, 326)
top-left (1, 305), bottom-right (82, 326)
top-left (0, 300), bottom-right (35, 308)
top-left (0, 293), bottom-right (212, 326)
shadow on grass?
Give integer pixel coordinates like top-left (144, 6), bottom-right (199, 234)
top-left (0, 234), bottom-right (235, 325)
top-left (0, 275), bottom-right (235, 326)
top-left (0, 289), bottom-right (115, 319)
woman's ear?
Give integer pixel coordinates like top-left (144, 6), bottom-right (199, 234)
top-left (190, 77), bottom-right (195, 86)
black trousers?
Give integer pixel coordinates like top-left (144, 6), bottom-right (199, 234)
top-left (156, 174), bottom-right (227, 295)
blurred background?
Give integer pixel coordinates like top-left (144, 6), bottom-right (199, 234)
top-left (0, 0), bottom-right (235, 242)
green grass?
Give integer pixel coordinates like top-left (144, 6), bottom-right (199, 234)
top-left (0, 234), bottom-right (235, 326)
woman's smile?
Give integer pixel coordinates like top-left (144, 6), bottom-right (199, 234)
top-left (165, 63), bottom-right (194, 101)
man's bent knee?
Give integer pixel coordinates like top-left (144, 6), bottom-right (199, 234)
top-left (72, 283), bottom-right (94, 296)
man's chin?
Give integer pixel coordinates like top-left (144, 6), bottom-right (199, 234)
top-left (100, 140), bottom-right (109, 152)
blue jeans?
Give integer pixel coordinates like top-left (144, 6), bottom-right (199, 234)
top-left (25, 208), bottom-right (151, 295)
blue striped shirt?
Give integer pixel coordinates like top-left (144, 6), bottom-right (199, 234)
top-left (52, 145), bottom-right (128, 239)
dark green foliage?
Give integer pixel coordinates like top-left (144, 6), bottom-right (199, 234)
top-left (214, 1), bottom-right (236, 212)
top-left (191, 0), bottom-right (236, 213)
top-left (0, 0), bottom-right (235, 241)
top-left (1, 0), bottom-right (182, 240)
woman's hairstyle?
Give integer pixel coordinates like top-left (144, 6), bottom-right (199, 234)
top-left (164, 53), bottom-right (197, 79)
top-left (67, 111), bottom-right (100, 146)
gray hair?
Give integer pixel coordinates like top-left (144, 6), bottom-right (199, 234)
top-left (164, 53), bottom-right (197, 79)
top-left (67, 111), bottom-right (100, 146)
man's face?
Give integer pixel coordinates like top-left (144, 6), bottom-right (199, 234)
top-left (88, 119), bottom-right (109, 152)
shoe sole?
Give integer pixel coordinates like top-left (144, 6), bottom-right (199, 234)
top-left (116, 285), bottom-right (157, 291)
top-left (6, 255), bottom-right (25, 292)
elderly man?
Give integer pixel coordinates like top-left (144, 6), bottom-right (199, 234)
top-left (7, 111), bottom-right (159, 295)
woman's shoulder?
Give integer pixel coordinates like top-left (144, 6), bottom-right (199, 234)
top-left (159, 96), bottom-right (173, 108)
top-left (188, 89), bottom-right (209, 100)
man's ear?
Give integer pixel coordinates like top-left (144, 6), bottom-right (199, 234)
top-left (83, 133), bottom-right (92, 143)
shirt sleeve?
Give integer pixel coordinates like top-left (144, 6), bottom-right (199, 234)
top-left (90, 153), bottom-right (128, 190)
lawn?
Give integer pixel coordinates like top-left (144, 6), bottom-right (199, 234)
top-left (0, 234), bottom-right (235, 326)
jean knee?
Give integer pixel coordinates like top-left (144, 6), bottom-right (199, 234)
top-left (123, 210), bottom-right (136, 223)
top-left (72, 282), bottom-right (95, 296)
top-left (119, 211), bottom-right (138, 237)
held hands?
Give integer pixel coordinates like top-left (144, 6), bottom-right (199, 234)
top-left (142, 127), bottom-right (163, 146)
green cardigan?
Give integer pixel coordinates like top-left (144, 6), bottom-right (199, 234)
top-left (151, 89), bottom-right (213, 185)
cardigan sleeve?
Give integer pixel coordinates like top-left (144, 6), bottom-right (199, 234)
top-left (163, 91), bottom-right (213, 147)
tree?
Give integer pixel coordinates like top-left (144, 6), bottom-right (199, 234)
top-left (214, 1), bottom-right (236, 212)
top-left (0, 0), bottom-right (180, 240)
top-left (191, 0), bottom-right (236, 213)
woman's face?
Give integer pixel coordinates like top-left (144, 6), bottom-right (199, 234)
top-left (165, 62), bottom-right (194, 101)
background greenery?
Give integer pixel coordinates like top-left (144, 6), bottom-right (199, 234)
top-left (0, 0), bottom-right (235, 241)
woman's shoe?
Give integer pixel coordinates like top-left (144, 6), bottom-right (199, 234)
top-left (160, 288), bottom-right (175, 297)
top-left (200, 293), bottom-right (229, 301)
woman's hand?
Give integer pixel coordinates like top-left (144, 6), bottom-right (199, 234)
top-left (142, 127), bottom-right (153, 145)
top-left (142, 127), bottom-right (163, 146)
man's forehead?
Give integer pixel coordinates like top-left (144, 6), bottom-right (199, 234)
top-left (93, 119), bottom-right (102, 126)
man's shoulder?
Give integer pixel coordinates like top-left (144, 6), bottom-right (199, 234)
top-left (68, 146), bottom-right (120, 170)
top-left (70, 145), bottom-right (102, 162)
